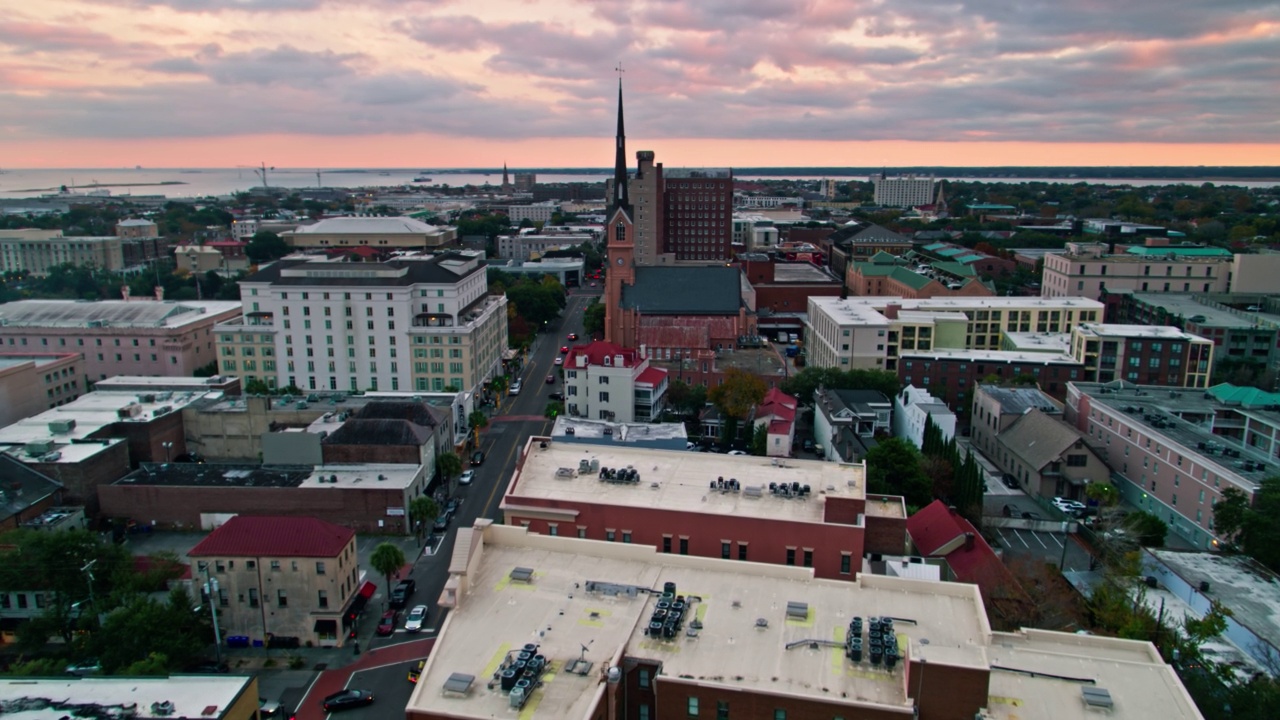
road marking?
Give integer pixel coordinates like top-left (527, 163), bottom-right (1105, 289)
top-left (1011, 530), bottom-right (1030, 548)
top-left (1047, 533), bottom-right (1064, 548)
top-left (1029, 531), bottom-right (1047, 549)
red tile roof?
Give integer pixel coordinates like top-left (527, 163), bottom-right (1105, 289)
top-left (635, 367), bottom-right (666, 386)
top-left (566, 341), bottom-right (642, 369)
top-left (757, 388), bottom-right (798, 422)
top-left (907, 501), bottom-right (1029, 609)
top-left (768, 419), bottom-right (792, 435)
top-left (189, 516), bottom-right (355, 558)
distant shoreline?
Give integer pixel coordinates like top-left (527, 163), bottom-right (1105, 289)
top-left (6, 181), bottom-right (188, 193)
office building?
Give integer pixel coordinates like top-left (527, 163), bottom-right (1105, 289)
top-left (0, 230), bottom-right (124, 276)
top-left (562, 341), bottom-right (667, 423)
top-left (871, 172), bottom-right (936, 207)
top-left (508, 202), bottom-right (559, 224)
top-left (188, 515), bottom-right (360, 648)
top-left (500, 436), bottom-right (905, 579)
top-left (495, 232), bottom-right (595, 262)
top-left (221, 254), bottom-right (508, 395)
top-left (0, 353), bottom-right (84, 426)
top-left (1041, 240), bottom-right (1233, 301)
top-left (1065, 381), bottom-right (1280, 549)
top-left (407, 521), bottom-right (1203, 720)
top-left (0, 299), bottom-right (242, 380)
top-left (662, 168), bottom-right (734, 262)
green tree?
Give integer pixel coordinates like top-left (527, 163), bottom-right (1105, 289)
top-left (750, 423), bottom-right (768, 456)
top-left (865, 437), bottom-right (931, 508)
top-left (438, 451), bottom-right (463, 482)
top-left (780, 367), bottom-right (900, 404)
top-left (409, 496), bottom-right (440, 542)
top-left (468, 410), bottom-right (489, 445)
top-left (1126, 510), bottom-right (1170, 547)
top-left (91, 588), bottom-right (210, 674)
top-left (1212, 478), bottom-right (1280, 572)
top-left (244, 231), bottom-right (290, 263)
top-left (583, 300), bottom-right (606, 337)
top-left (665, 379), bottom-right (708, 416)
top-left (545, 400), bottom-right (564, 419)
top-left (707, 368), bottom-right (767, 423)
top-left (369, 542), bottom-right (407, 600)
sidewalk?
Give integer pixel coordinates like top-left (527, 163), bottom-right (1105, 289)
top-left (293, 638), bottom-right (435, 720)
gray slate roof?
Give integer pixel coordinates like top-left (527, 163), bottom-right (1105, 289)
top-left (997, 409), bottom-right (1086, 472)
top-left (978, 385), bottom-right (1062, 416)
top-left (324, 419), bottom-right (432, 446)
top-left (620, 266), bottom-right (741, 314)
top-left (353, 401), bottom-right (444, 428)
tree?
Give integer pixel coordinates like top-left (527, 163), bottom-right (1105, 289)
top-left (707, 368), bottom-right (767, 423)
top-left (666, 380), bottom-right (707, 416)
top-left (369, 542), bottom-right (407, 600)
top-left (1212, 478), bottom-right (1280, 572)
top-left (409, 496), bottom-right (440, 542)
top-left (1126, 510), bottom-right (1169, 547)
top-left (245, 231), bottom-right (290, 263)
top-left (750, 423), bottom-right (768, 456)
top-left (583, 300), bottom-right (606, 337)
top-left (865, 437), bottom-right (931, 508)
top-left (780, 367), bottom-right (900, 404)
top-left (438, 451), bottom-right (463, 483)
top-left (468, 410), bottom-right (489, 446)
top-left (89, 588), bottom-right (210, 674)
top-left (545, 401), bottom-right (564, 419)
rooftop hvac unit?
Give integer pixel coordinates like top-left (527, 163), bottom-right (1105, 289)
top-left (24, 441), bottom-right (54, 457)
top-left (138, 393), bottom-right (156, 403)
top-left (48, 419), bottom-right (76, 434)
top-left (117, 403), bottom-right (143, 419)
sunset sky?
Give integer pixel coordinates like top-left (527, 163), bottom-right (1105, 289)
top-left (3, 0), bottom-right (1278, 169)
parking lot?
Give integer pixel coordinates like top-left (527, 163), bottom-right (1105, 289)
top-left (991, 526), bottom-right (1093, 572)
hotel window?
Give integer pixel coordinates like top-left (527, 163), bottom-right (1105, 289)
top-left (717, 702), bottom-right (730, 720)
top-left (738, 543), bottom-right (748, 561)
top-left (577, 526), bottom-right (587, 538)
top-left (803, 549), bottom-right (813, 568)
top-left (622, 531), bottom-right (632, 543)
top-left (639, 669), bottom-right (650, 688)
top-left (548, 524), bottom-right (558, 536)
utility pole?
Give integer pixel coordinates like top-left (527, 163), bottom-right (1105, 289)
top-left (204, 564), bottom-right (223, 663)
top-left (81, 560), bottom-right (97, 613)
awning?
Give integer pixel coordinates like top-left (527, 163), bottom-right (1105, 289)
top-left (342, 581), bottom-right (378, 625)
top-left (313, 619), bottom-right (338, 634)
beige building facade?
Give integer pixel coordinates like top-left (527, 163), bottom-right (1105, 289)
top-left (1041, 241), bottom-right (1233, 301)
top-left (0, 230), bottom-right (124, 276)
top-left (0, 353), bottom-right (85, 427)
top-left (283, 216), bottom-right (456, 251)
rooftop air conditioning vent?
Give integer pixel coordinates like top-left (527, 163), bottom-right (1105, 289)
top-left (1081, 687), bottom-right (1114, 709)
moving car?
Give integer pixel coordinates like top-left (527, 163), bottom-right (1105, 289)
top-left (549, 392), bottom-right (564, 401)
top-left (560, 346), bottom-right (569, 354)
top-left (509, 380), bottom-right (522, 396)
top-left (408, 660), bottom-right (425, 684)
top-left (376, 610), bottom-right (399, 636)
top-left (459, 470), bottom-right (474, 485)
top-left (554, 356), bottom-right (563, 365)
top-left (471, 450), bottom-right (485, 466)
top-left (546, 374), bottom-right (556, 384)
top-left (567, 333), bottom-right (578, 341)
top-left (321, 690), bottom-right (374, 711)
top-left (390, 579), bottom-right (417, 609)
top-left (65, 660), bottom-right (102, 677)
top-left (404, 605), bottom-right (428, 633)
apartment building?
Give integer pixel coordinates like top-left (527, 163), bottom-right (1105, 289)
top-left (1041, 240), bottom-right (1233, 301)
top-left (899, 349), bottom-right (1086, 409)
top-left (664, 168), bottom-right (734, 262)
top-left (812, 388), bottom-right (893, 463)
top-left (871, 172), bottom-right (935, 207)
top-left (282, 216), bottom-right (457, 251)
top-left (0, 229), bottom-right (124, 276)
top-left (805, 295), bottom-right (1104, 372)
top-left (1107, 291), bottom-right (1279, 369)
top-left (507, 202), bottom-right (559, 224)
top-left (407, 522), bottom-right (1203, 720)
top-left (1070, 323), bottom-right (1214, 388)
top-left (114, 218), bottom-right (158, 238)
top-left (1065, 381), bottom-right (1280, 549)
top-left (188, 515), bottom-right (360, 648)
top-left (562, 341), bottom-right (668, 423)
top-left (0, 353), bottom-right (84, 426)
top-left (0, 299), bottom-right (241, 380)
top-left (847, 252), bottom-right (994, 299)
top-left (495, 232), bottom-right (595, 261)
top-left (221, 254), bottom-right (507, 395)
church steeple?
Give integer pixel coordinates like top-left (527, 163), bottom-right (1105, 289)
top-left (611, 79), bottom-right (631, 216)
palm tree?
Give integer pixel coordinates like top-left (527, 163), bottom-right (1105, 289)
top-left (409, 496), bottom-right (439, 542)
top-left (369, 542), bottom-right (407, 600)
top-left (468, 410), bottom-right (489, 446)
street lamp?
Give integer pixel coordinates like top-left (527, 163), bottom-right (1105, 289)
top-left (203, 567), bottom-right (223, 664)
top-left (162, 441), bottom-right (173, 463)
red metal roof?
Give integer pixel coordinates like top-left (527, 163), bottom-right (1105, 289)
top-left (757, 388), bottom-right (797, 422)
top-left (635, 367), bottom-right (666, 386)
top-left (189, 516), bottom-right (355, 558)
top-left (905, 500), bottom-right (967, 556)
top-left (768, 419), bottom-right (792, 435)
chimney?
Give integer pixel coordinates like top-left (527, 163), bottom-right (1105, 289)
top-left (155, 286), bottom-right (164, 302)
top-left (121, 285), bottom-right (131, 302)
top-left (883, 303), bottom-right (900, 320)
top-left (964, 532), bottom-right (975, 550)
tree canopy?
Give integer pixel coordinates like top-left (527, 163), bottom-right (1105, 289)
top-left (780, 367), bottom-right (900, 404)
top-left (708, 369), bottom-right (767, 421)
top-left (1212, 477), bottom-right (1280, 572)
top-left (245, 230), bottom-right (290, 263)
top-left (865, 437), bottom-right (932, 509)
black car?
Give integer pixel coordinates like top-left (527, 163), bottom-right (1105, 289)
top-left (1001, 473), bottom-right (1019, 489)
top-left (389, 579), bottom-right (417, 609)
top-left (549, 392), bottom-right (565, 401)
top-left (321, 689), bottom-right (374, 711)
top-left (470, 450), bottom-right (484, 466)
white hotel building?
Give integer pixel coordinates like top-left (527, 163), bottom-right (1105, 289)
top-left (216, 253), bottom-right (507, 395)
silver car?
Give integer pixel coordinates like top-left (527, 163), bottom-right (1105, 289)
top-left (404, 604), bottom-right (428, 633)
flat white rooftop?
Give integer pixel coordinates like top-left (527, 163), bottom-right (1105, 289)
top-left (409, 525), bottom-right (1201, 720)
top-left (0, 675), bottom-right (256, 719)
top-left (899, 349), bottom-right (1080, 365)
top-left (1075, 323), bottom-right (1207, 341)
top-left (504, 438), bottom-right (865, 524)
top-left (299, 463), bottom-right (422, 489)
top-left (1002, 332), bottom-right (1072, 353)
top-left (810, 296), bottom-right (1104, 326)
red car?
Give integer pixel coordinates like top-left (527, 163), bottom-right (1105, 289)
top-left (376, 610), bottom-right (398, 636)
top-left (560, 345), bottom-right (569, 354)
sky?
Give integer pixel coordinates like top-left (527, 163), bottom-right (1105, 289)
top-left (2, 0), bottom-right (1278, 169)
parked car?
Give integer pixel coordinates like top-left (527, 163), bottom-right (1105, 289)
top-left (184, 660), bottom-right (230, 674)
top-left (433, 514), bottom-right (450, 532)
top-left (1053, 497), bottom-right (1086, 513)
top-left (459, 470), bottom-right (474, 485)
top-left (390, 579), bottom-right (417, 609)
top-left (471, 450), bottom-right (485, 466)
top-left (509, 380), bottom-right (522, 396)
top-left (802, 439), bottom-right (814, 452)
top-left (445, 499), bottom-right (460, 515)
top-left (1246, 305), bottom-right (1263, 312)
top-left (321, 689), bottom-right (375, 711)
top-left (65, 660), bottom-right (102, 677)
top-left (258, 699), bottom-right (284, 718)
top-left (404, 605), bottom-right (428, 633)
top-left (546, 374), bottom-right (556, 384)
top-left (727, 450), bottom-right (748, 456)
top-left (376, 610), bottom-right (399, 636)
top-left (1001, 473), bottom-right (1019, 489)
top-left (549, 392), bottom-right (565, 401)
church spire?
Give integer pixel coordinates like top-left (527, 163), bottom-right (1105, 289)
top-left (611, 79), bottom-right (630, 215)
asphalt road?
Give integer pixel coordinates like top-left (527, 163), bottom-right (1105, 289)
top-left (333, 288), bottom-right (600, 704)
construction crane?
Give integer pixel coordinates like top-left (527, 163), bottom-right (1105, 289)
top-left (316, 170), bottom-right (323, 188)
top-left (236, 162), bottom-right (274, 190)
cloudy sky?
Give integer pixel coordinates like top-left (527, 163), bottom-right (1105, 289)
top-left (3, 0), bottom-right (1278, 168)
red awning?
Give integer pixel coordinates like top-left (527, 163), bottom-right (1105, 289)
top-left (358, 581), bottom-right (376, 599)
